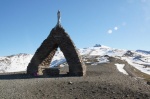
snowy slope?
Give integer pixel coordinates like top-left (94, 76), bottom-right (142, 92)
top-left (122, 57), bottom-right (150, 75)
top-left (0, 54), bottom-right (33, 73)
top-left (79, 45), bottom-right (126, 57)
top-left (0, 44), bottom-right (150, 75)
top-left (50, 51), bottom-right (66, 67)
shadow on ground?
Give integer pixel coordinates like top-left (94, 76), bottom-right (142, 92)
top-left (0, 73), bottom-right (71, 80)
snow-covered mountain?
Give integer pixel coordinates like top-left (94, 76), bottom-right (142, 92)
top-left (79, 45), bottom-right (126, 57)
top-left (136, 50), bottom-right (150, 55)
top-left (0, 44), bottom-right (150, 75)
top-left (0, 53), bottom-right (33, 73)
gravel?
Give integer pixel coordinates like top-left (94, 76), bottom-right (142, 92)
top-left (0, 57), bottom-right (150, 99)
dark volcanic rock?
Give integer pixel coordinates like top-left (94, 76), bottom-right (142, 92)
top-left (123, 50), bottom-right (134, 57)
top-left (147, 81), bottom-right (150, 85)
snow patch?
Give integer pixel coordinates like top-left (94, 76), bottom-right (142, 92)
top-left (115, 63), bottom-right (128, 75)
top-left (96, 56), bottom-right (109, 63)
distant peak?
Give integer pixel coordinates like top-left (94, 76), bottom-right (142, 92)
top-left (94, 44), bottom-right (101, 47)
top-left (136, 50), bottom-right (150, 55)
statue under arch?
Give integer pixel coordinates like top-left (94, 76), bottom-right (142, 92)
top-left (27, 11), bottom-right (86, 76)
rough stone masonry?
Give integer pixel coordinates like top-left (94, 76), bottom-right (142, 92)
top-left (27, 11), bottom-right (86, 76)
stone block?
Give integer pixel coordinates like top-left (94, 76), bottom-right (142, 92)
top-left (42, 68), bottom-right (60, 76)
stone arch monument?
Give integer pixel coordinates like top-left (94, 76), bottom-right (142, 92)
top-left (27, 11), bottom-right (86, 76)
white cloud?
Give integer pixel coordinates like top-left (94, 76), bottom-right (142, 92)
top-left (114, 27), bottom-right (118, 30)
top-left (108, 29), bottom-right (112, 34)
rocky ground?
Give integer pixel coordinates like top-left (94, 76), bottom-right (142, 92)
top-left (0, 57), bottom-right (150, 99)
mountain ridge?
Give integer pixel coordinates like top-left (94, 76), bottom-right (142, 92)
top-left (0, 45), bottom-right (150, 75)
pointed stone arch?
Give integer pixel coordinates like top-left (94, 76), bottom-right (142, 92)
top-left (27, 26), bottom-right (86, 76)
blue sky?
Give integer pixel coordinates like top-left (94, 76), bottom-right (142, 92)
top-left (0, 0), bottom-right (150, 56)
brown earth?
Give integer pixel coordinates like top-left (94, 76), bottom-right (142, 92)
top-left (0, 57), bottom-right (150, 99)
